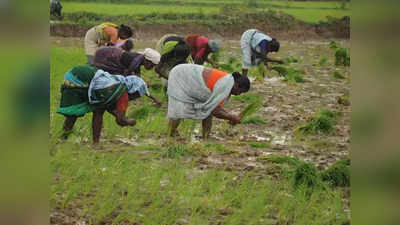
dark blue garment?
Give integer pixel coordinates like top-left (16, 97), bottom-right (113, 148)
top-left (258, 39), bottom-right (268, 52)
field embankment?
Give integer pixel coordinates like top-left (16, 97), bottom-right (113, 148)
top-left (50, 1), bottom-right (350, 40)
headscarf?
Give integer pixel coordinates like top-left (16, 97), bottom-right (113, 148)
top-left (208, 40), bottom-right (221, 52)
top-left (142, 48), bottom-right (161, 65)
top-left (118, 75), bottom-right (150, 97)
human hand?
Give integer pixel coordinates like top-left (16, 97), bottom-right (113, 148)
top-left (229, 115), bottom-right (241, 125)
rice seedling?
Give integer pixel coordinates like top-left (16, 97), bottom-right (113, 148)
top-left (241, 116), bottom-right (266, 124)
top-left (333, 71), bottom-right (345, 79)
top-left (239, 101), bottom-right (263, 121)
top-left (294, 161), bottom-right (322, 188)
top-left (319, 56), bottom-right (328, 66)
top-left (329, 41), bottom-right (339, 49)
top-left (159, 145), bottom-right (192, 158)
top-left (260, 154), bottom-right (301, 166)
top-left (203, 142), bottom-right (232, 153)
top-left (284, 56), bottom-right (299, 63)
top-left (297, 109), bottom-right (337, 135)
top-left (321, 158), bottom-right (350, 187)
top-left (271, 65), bottom-right (288, 76)
top-left (337, 94), bottom-right (350, 106)
top-left (335, 47), bottom-right (350, 66)
top-left (248, 142), bottom-right (270, 148)
top-left (129, 105), bottom-right (161, 120)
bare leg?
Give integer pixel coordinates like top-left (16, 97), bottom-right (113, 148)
top-left (168, 119), bottom-right (181, 137)
top-left (202, 115), bottom-right (213, 140)
top-left (61, 116), bottom-right (78, 139)
top-left (92, 109), bottom-right (105, 144)
top-left (242, 68), bottom-right (248, 77)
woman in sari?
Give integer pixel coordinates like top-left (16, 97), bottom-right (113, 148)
top-left (240, 29), bottom-right (284, 77)
top-left (57, 65), bottom-right (160, 144)
top-left (185, 34), bottom-right (220, 66)
top-left (154, 34), bottom-right (191, 80)
top-left (92, 47), bottom-right (160, 76)
top-left (84, 23), bottom-right (133, 65)
top-left (167, 64), bottom-right (250, 139)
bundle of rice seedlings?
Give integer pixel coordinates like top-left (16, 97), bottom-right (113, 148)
top-left (242, 116), bottom-right (266, 124)
top-left (297, 109), bottom-right (337, 135)
top-left (294, 162), bottom-right (322, 188)
top-left (321, 158), bottom-right (350, 187)
top-left (335, 48), bottom-right (350, 66)
top-left (239, 100), bottom-right (263, 120)
top-left (333, 71), bottom-right (345, 79)
top-left (329, 41), bottom-right (339, 49)
top-left (285, 56), bottom-right (299, 63)
top-left (272, 66), bottom-right (288, 76)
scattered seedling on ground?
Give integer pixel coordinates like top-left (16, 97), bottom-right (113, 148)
top-left (321, 158), bottom-right (350, 187)
top-left (319, 56), bottom-right (328, 66)
top-left (248, 142), bottom-right (270, 148)
top-left (272, 66), bottom-right (305, 83)
top-left (333, 71), bottom-right (345, 79)
top-left (337, 95), bottom-right (350, 106)
top-left (335, 48), bottom-right (350, 66)
top-left (297, 109), bottom-right (337, 135)
top-left (159, 145), bottom-right (192, 158)
top-left (294, 161), bottom-right (322, 188)
top-left (329, 41), bottom-right (339, 49)
top-left (259, 155), bottom-right (301, 166)
top-left (242, 116), bottom-right (266, 124)
top-left (285, 56), bottom-right (298, 63)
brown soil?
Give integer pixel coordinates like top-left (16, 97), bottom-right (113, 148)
top-left (50, 18), bottom-right (350, 41)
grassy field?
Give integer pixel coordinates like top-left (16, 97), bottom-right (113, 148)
top-left (60, 1), bottom-right (350, 24)
top-left (50, 38), bottom-right (350, 224)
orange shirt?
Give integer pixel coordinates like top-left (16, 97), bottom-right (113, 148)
top-left (206, 69), bottom-right (229, 106)
top-left (103, 26), bottom-right (119, 45)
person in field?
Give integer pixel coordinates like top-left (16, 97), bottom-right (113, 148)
top-left (167, 64), bottom-right (250, 139)
top-left (185, 34), bottom-right (220, 66)
top-left (92, 46), bottom-right (160, 76)
top-left (84, 23), bottom-right (133, 65)
top-left (50, 0), bottom-right (63, 19)
top-left (154, 34), bottom-right (192, 80)
top-left (57, 65), bottom-right (161, 144)
top-left (240, 29), bottom-right (284, 77)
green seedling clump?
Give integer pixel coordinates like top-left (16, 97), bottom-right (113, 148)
top-left (319, 56), bottom-right (328, 66)
top-left (160, 145), bottom-right (192, 159)
top-left (294, 162), bottom-right (322, 188)
top-left (272, 66), bottom-right (305, 83)
top-left (257, 63), bottom-right (267, 78)
top-left (335, 48), bottom-right (350, 66)
top-left (333, 71), bottom-right (345, 79)
top-left (249, 142), bottom-right (270, 148)
top-left (242, 116), bottom-right (267, 124)
top-left (272, 66), bottom-right (288, 76)
top-left (329, 41), bottom-right (339, 49)
top-left (337, 95), bottom-right (350, 106)
top-left (321, 159), bottom-right (350, 187)
top-left (203, 142), bottom-right (231, 153)
top-left (298, 109), bottom-right (337, 135)
top-left (285, 56), bottom-right (298, 63)
top-left (262, 155), bottom-right (301, 166)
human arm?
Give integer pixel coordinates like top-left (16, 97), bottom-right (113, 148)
top-left (212, 106), bottom-right (241, 124)
top-left (146, 94), bottom-right (162, 108)
top-left (154, 63), bottom-right (169, 80)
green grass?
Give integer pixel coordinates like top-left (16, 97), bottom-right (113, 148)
top-left (333, 71), bottom-right (345, 79)
top-left (62, 2), bottom-right (219, 15)
top-left (51, 143), bottom-right (348, 225)
top-left (60, 1), bottom-right (350, 24)
top-left (321, 158), bottom-right (350, 187)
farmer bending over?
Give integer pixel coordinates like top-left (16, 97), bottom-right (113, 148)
top-left (167, 64), bottom-right (250, 139)
top-left (240, 29), bottom-right (284, 77)
top-left (57, 65), bottom-right (160, 144)
top-left (85, 23), bottom-right (133, 65)
top-left (185, 34), bottom-right (220, 66)
top-left (93, 47), bottom-right (160, 77)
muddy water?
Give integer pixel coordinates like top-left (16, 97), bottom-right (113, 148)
top-left (52, 37), bottom-right (350, 170)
